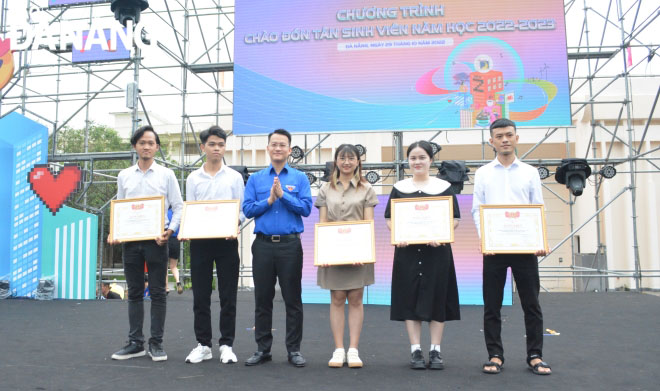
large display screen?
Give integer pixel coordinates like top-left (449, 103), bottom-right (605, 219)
top-left (234, 1), bottom-right (570, 135)
top-left (301, 194), bottom-right (513, 306)
top-left (49, 0), bottom-right (109, 7)
top-left (72, 28), bottom-right (131, 63)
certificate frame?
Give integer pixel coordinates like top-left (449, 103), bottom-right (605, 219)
top-left (178, 200), bottom-right (240, 239)
top-left (390, 196), bottom-right (454, 245)
top-left (479, 204), bottom-right (549, 254)
top-left (314, 220), bottom-right (376, 266)
top-left (109, 196), bottom-right (165, 242)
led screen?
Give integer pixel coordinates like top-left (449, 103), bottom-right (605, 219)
top-left (49, 0), bottom-right (109, 7)
top-left (234, 0), bottom-right (570, 134)
top-left (71, 28), bottom-right (131, 63)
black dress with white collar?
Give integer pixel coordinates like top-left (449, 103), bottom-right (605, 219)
top-left (384, 177), bottom-right (461, 322)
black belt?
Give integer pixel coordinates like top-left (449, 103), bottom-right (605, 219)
top-left (256, 233), bottom-right (301, 243)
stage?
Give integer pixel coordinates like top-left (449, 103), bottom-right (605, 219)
top-left (1, 291), bottom-right (657, 391)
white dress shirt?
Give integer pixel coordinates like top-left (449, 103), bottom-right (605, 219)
top-left (117, 161), bottom-right (184, 232)
top-left (471, 157), bottom-right (544, 235)
top-left (186, 163), bottom-right (246, 223)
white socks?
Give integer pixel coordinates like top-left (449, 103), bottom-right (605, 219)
top-left (411, 344), bottom-right (441, 353)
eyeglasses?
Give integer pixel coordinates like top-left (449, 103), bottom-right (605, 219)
top-left (269, 143), bottom-right (289, 149)
top-left (338, 156), bottom-right (357, 162)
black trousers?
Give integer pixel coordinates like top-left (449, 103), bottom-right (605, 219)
top-left (122, 240), bottom-right (168, 345)
top-left (190, 239), bottom-right (240, 347)
top-left (251, 236), bottom-right (303, 353)
top-left (483, 254), bottom-right (543, 359)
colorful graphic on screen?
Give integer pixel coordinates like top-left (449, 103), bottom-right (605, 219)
top-left (301, 194), bottom-right (513, 306)
top-left (72, 29), bottom-right (131, 64)
top-left (234, 0), bottom-right (570, 135)
top-left (0, 38), bottom-right (14, 90)
top-left (48, 0), bottom-right (109, 7)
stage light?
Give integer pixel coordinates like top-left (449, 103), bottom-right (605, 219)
top-left (429, 142), bottom-right (442, 156)
top-left (537, 166), bottom-right (550, 180)
top-left (365, 171), bottom-right (381, 184)
top-left (111, 0), bottom-right (149, 26)
top-left (355, 144), bottom-right (366, 157)
top-left (305, 172), bottom-right (317, 185)
top-left (600, 165), bottom-right (617, 179)
top-left (555, 158), bottom-right (592, 197)
top-left (437, 160), bottom-right (469, 194)
top-left (320, 162), bottom-right (333, 182)
top-left (290, 146), bottom-right (304, 160)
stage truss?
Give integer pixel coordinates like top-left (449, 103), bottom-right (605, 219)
top-left (0, 0), bottom-right (658, 293)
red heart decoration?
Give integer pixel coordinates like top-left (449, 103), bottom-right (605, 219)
top-left (28, 164), bottom-right (82, 215)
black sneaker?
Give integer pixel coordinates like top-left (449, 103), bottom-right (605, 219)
top-left (428, 350), bottom-right (444, 370)
top-left (410, 349), bottom-right (426, 369)
top-left (287, 351), bottom-right (306, 367)
top-left (111, 341), bottom-right (145, 360)
top-left (148, 342), bottom-right (168, 362)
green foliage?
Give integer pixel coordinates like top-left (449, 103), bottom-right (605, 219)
top-left (49, 122), bottom-right (131, 210)
top-left (51, 122), bottom-right (128, 154)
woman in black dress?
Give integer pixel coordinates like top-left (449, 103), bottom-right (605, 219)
top-left (385, 141), bottom-right (461, 370)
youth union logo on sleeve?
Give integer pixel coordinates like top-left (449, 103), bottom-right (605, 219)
top-left (286, 185), bottom-right (296, 192)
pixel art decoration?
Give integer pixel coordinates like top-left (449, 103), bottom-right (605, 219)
top-left (0, 112), bottom-right (48, 297)
top-left (0, 113), bottom-right (97, 299)
top-left (28, 164), bottom-right (82, 215)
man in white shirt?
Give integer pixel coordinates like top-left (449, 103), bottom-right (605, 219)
top-left (471, 119), bottom-right (551, 375)
top-left (182, 126), bottom-right (245, 365)
top-left (110, 125), bottom-right (184, 362)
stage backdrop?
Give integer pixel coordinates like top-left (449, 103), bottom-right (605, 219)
top-left (234, 0), bottom-right (570, 134)
top-left (41, 206), bottom-right (98, 300)
top-left (301, 194), bottom-right (512, 306)
top-left (0, 113), bottom-right (98, 299)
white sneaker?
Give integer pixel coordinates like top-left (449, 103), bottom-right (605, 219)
top-left (328, 348), bottom-right (346, 368)
top-left (185, 343), bottom-right (212, 364)
top-left (219, 345), bottom-right (238, 364)
top-left (347, 348), bottom-right (363, 368)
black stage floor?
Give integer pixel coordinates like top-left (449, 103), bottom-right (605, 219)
top-left (1, 291), bottom-right (658, 391)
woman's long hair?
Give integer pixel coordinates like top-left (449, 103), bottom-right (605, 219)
top-left (330, 144), bottom-right (365, 189)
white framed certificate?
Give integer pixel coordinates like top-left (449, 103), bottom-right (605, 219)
top-left (109, 196), bottom-right (164, 242)
top-left (314, 220), bottom-right (376, 266)
top-left (480, 204), bottom-right (549, 254)
top-left (178, 200), bottom-right (240, 239)
top-left (390, 196), bottom-right (454, 245)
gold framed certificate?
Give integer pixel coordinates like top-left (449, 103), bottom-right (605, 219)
top-left (109, 196), bottom-right (165, 242)
top-left (178, 200), bottom-right (240, 239)
top-left (480, 204), bottom-right (549, 254)
top-left (314, 220), bottom-right (376, 266)
top-left (390, 196), bottom-right (454, 245)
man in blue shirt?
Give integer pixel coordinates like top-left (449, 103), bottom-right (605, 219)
top-left (243, 129), bottom-right (312, 367)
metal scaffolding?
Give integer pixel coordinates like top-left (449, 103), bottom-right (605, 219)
top-left (0, 0), bottom-right (658, 293)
